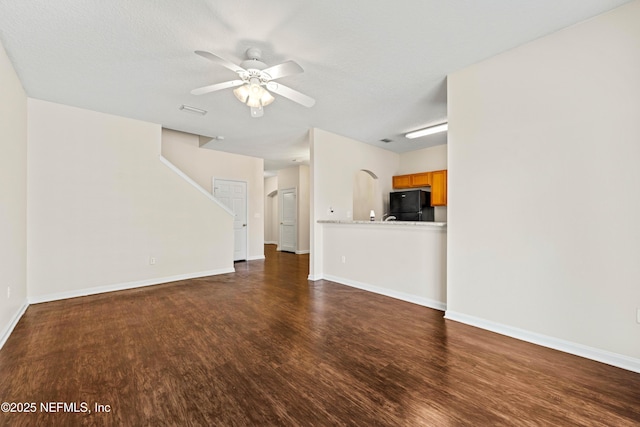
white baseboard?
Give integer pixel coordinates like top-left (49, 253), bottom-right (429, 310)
top-left (264, 241), bottom-right (278, 245)
top-left (247, 255), bottom-right (266, 261)
top-left (295, 250), bottom-right (310, 255)
top-left (445, 310), bottom-right (640, 374)
top-left (0, 299), bottom-right (29, 350)
top-left (308, 274), bottom-right (322, 281)
top-left (29, 267), bottom-right (235, 305)
top-left (323, 274), bottom-right (446, 312)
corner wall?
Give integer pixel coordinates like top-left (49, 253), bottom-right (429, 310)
top-left (447, 0), bottom-right (640, 368)
top-left (0, 40), bottom-right (28, 347)
top-left (27, 100), bottom-right (234, 301)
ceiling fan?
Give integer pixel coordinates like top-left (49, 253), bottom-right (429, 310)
top-left (191, 47), bottom-right (315, 118)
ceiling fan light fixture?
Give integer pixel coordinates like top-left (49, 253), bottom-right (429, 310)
top-left (237, 81), bottom-right (275, 111)
top-left (246, 95), bottom-right (262, 108)
top-left (233, 85), bottom-right (250, 103)
top-left (260, 90), bottom-right (275, 106)
top-left (249, 78), bottom-right (262, 94)
top-left (250, 106), bottom-right (264, 118)
top-left (191, 48), bottom-right (315, 117)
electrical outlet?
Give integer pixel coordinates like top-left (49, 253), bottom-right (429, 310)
top-left (328, 206), bottom-right (334, 215)
top-left (149, 257), bottom-right (156, 265)
top-left (341, 255), bottom-right (346, 264)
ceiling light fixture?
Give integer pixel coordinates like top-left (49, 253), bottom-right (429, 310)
top-left (191, 48), bottom-right (314, 119)
top-left (405, 122), bottom-right (448, 139)
top-left (179, 104), bottom-right (207, 115)
top-left (233, 77), bottom-right (275, 118)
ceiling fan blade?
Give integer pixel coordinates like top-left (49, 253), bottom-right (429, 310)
top-left (191, 80), bottom-right (244, 95)
top-left (194, 50), bottom-right (246, 73)
top-left (262, 60), bottom-right (304, 80)
top-left (267, 83), bottom-right (315, 108)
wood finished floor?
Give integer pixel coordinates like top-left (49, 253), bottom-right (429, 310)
top-left (1, 245), bottom-right (639, 426)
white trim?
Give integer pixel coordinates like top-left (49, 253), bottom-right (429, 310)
top-left (445, 310), bottom-right (640, 374)
top-left (323, 274), bottom-right (446, 312)
top-left (308, 274), bottom-right (322, 281)
top-left (0, 299), bottom-right (29, 350)
top-left (159, 156), bottom-right (234, 216)
top-left (247, 255), bottom-right (266, 261)
top-left (295, 250), bottom-right (310, 255)
top-left (264, 241), bottom-right (278, 245)
top-left (28, 268), bottom-right (235, 305)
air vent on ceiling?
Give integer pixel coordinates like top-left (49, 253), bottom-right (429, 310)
top-left (179, 104), bottom-right (207, 115)
top-left (380, 138), bottom-right (393, 143)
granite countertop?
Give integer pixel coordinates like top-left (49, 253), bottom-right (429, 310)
top-left (318, 220), bottom-right (447, 227)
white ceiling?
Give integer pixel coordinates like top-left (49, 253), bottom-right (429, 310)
top-left (0, 0), bottom-right (632, 173)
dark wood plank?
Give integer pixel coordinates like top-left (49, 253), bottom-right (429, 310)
top-left (1, 244), bottom-right (639, 426)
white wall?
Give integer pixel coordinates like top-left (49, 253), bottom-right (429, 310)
top-left (322, 223), bottom-right (447, 309)
top-left (161, 129), bottom-right (264, 260)
top-left (27, 100), bottom-right (234, 301)
top-left (0, 40), bottom-right (28, 347)
top-left (398, 144), bottom-right (447, 175)
top-left (298, 165), bottom-right (310, 253)
top-left (310, 128), bottom-right (400, 279)
top-left (447, 0), bottom-right (640, 366)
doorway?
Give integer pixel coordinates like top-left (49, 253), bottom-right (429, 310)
top-left (213, 179), bottom-right (248, 261)
top-left (265, 190), bottom-right (278, 245)
top-left (353, 169), bottom-right (379, 220)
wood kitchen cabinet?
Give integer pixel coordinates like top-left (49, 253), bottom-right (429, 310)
top-left (392, 174), bottom-right (412, 188)
top-left (392, 172), bottom-right (431, 188)
top-left (410, 172), bottom-right (431, 187)
top-left (392, 169), bottom-right (447, 206)
top-left (430, 170), bottom-right (447, 206)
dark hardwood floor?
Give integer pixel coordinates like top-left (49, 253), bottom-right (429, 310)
top-left (1, 244), bottom-right (639, 426)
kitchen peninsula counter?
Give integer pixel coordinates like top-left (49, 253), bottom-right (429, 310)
top-left (317, 219), bottom-right (447, 311)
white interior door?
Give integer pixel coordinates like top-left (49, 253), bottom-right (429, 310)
top-left (279, 188), bottom-right (297, 253)
top-left (214, 179), bottom-right (247, 261)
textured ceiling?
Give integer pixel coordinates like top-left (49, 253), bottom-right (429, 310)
top-left (0, 0), bottom-right (632, 172)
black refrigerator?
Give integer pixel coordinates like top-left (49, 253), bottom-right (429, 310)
top-left (389, 190), bottom-right (435, 221)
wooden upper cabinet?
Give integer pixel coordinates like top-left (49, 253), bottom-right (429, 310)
top-left (411, 172), bottom-right (431, 187)
top-left (392, 169), bottom-right (447, 206)
top-left (430, 170), bottom-right (447, 206)
top-left (392, 174), bottom-right (412, 189)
